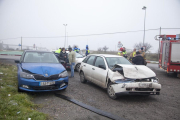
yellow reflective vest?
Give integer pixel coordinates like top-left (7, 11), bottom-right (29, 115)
top-left (133, 51), bottom-right (136, 57)
top-left (55, 49), bottom-right (61, 53)
top-left (122, 51), bottom-right (127, 55)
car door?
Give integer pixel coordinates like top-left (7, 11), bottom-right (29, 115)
top-left (91, 56), bottom-right (108, 88)
top-left (81, 56), bottom-right (96, 81)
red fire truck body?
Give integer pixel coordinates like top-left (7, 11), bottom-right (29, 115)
top-left (158, 35), bottom-right (180, 73)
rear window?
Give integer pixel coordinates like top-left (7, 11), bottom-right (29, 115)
top-left (23, 52), bottom-right (59, 63)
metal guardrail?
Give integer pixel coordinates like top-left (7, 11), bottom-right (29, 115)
top-left (0, 43), bottom-right (48, 51)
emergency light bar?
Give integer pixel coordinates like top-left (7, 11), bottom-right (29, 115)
top-left (154, 34), bottom-right (179, 41)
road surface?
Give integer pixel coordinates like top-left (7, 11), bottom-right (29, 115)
top-left (0, 58), bottom-right (180, 120)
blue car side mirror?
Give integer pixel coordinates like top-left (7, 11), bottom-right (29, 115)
top-left (15, 60), bottom-right (20, 63)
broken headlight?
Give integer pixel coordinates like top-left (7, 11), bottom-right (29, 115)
top-left (20, 72), bottom-right (34, 79)
top-left (151, 77), bottom-right (159, 83)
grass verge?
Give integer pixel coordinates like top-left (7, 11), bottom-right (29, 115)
top-left (0, 63), bottom-right (48, 120)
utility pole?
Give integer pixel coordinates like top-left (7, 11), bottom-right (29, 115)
top-left (142, 6), bottom-right (147, 46)
top-left (159, 27), bottom-right (161, 50)
top-left (67, 32), bottom-right (68, 48)
top-left (21, 37), bottom-right (22, 50)
top-left (63, 24), bottom-right (67, 48)
top-left (158, 27), bottom-right (161, 62)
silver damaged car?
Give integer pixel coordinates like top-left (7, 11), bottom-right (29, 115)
top-left (79, 54), bottom-right (161, 99)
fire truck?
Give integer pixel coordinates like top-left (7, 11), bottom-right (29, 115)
top-left (155, 34), bottom-right (180, 74)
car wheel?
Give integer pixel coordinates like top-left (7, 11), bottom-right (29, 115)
top-left (18, 86), bottom-right (23, 92)
top-left (107, 82), bottom-right (117, 100)
top-left (80, 71), bottom-right (87, 83)
top-left (61, 87), bottom-right (67, 91)
top-left (75, 63), bottom-right (80, 72)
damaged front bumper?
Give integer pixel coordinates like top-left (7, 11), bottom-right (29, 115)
top-left (111, 81), bottom-right (161, 96)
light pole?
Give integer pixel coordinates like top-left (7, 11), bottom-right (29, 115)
top-left (63, 24), bottom-right (67, 48)
top-left (142, 6), bottom-right (146, 46)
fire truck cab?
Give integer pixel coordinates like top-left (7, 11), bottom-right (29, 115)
top-left (156, 34), bottom-right (180, 73)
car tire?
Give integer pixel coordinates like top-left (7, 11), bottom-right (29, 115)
top-left (18, 86), bottom-right (23, 92)
top-left (107, 82), bottom-right (118, 100)
top-left (61, 87), bottom-right (67, 91)
top-left (75, 63), bottom-right (80, 72)
top-left (80, 71), bottom-right (87, 83)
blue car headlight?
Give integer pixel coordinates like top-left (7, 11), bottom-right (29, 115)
top-left (20, 72), bottom-right (34, 79)
top-left (59, 71), bottom-right (68, 78)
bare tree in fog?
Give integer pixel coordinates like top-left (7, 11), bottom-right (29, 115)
top-left (134, 42), bottom-right (152, 52)
top-left (102, 46), bottom-right (109, 52)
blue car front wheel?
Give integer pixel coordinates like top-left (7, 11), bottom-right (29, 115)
top-left (18, 85), bottom-right (23, 92)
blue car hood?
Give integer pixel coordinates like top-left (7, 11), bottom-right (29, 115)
top-left (21, 63), bottom-right (65, 76)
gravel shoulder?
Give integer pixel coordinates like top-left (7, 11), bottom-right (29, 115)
top-left (33, 64), bottom-right (180, 120)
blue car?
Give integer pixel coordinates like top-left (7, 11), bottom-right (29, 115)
top-left (15, 50), bottom-right (68, 92)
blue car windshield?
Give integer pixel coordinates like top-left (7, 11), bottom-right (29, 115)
top-left (105, 57), bottom-right (132, 68)
top-left (23, 52), bottom-right (59, 63)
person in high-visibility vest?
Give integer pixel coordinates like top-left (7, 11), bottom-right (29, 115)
top-left (117, 47), bottom-right (123, 56)
top-left (139, 47), bottom-right (147, 65)
top-left (55, 48), bottom-right (61, 54)
top-left (122, 47), bottom-right (128, 58)
top-left (73, 46), bottom-right (80, 53)
top-left (129, 48), bottom-right (136, 61)
top-left (85, 45), bottom-right (90, 56)
top-left (140, 47), bottom-right (146, 59)
top-left (132, 48), bottom-right (136, 57)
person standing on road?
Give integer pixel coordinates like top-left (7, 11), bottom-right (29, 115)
top-left (85, 45), bottom-right (90, 56)
top-left (55, 48), bottom-right (61, 54)
top-left (60, 48), bottom-right (68, 68)
top-left (139, 47), bottom-right (146, 59)
top-left (73, 46), bottom-right (80, 53)
top-left (139, 47), bottom-right (147, 65)
top-left (129, 48), bottom-right (136, 61)
top-left (117, 48), bottom-right (123, 56)
top-left (132, 51), bottom-right (145, 65)
top-left (68, 48), bottom-right (76, 78)
top-left (122, 47), bottom-right (128, 58)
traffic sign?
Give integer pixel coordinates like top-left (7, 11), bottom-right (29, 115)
top-left (117, 41), bottom-right (123, 48)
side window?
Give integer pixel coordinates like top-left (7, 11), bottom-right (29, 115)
top-left (95, 57), bottom-right (106, 69)
top-left (82, 56), bottom-right (90, 63)
top-left (86, 56), bottom-right (96, 65)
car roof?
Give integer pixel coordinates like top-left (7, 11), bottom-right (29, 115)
top-left (88, 54), bottom-right (123, 57)
top-left (24, 50), bottom-right (51, 53)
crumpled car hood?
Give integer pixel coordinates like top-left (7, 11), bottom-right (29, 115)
top-left (116, 64), bottom-right (156, 79)
top-left (21, 63), bottom-right (65, 76)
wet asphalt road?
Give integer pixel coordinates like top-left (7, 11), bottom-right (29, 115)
top-left (0, 58), bottom-right (180, 120)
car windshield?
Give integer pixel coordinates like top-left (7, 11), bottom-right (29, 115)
top-left (105, 57), bottom-right (132, 68)
top-left (23, 52), bottom-right (59, 63)
top-left (76, 53), bottom-right (84, 58)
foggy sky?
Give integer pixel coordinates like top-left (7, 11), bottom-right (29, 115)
top-left (0, 0), bottom-right (180, 52)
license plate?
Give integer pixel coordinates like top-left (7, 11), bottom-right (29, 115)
top-left (139, 83), bottom-right (150, 88)
top-left (40, 81), bottom-right (55, 86)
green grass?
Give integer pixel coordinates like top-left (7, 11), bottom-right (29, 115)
top-left (0, 63), bottom-right (48, 120)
